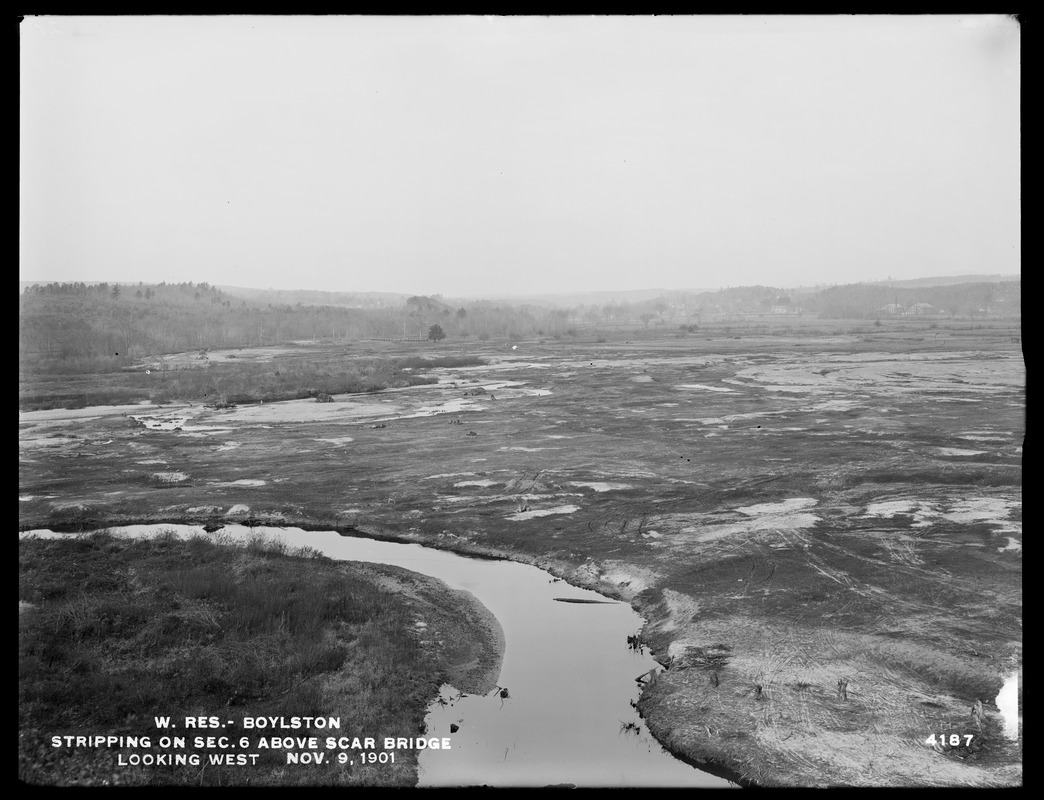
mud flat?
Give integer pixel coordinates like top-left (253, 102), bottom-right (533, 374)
top-left (19, 328), bottom-right (1023, 786)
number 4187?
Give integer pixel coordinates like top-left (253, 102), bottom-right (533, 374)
top-left (926, 733), bottom-right (974, 747)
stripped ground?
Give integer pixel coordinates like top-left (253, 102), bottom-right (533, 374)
top-left (18, 323), bottom-right (1023, 786)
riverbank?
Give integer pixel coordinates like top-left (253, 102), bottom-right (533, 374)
top-left (17, 530), bottom-right (505, 786)
top-left (344, 560), bottom-right (505, 696)
top-left (633, 616), bottom-right (1022, 788)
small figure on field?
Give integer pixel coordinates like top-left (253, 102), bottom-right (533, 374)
top-left (466, 431), bottom-right (477, 437)
top-left (837, 677), bottom-right (849, 701)
top-left (971, 699), bottom-right (985, 728)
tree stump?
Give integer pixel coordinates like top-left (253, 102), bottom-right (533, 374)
top-left (837, 677), bottom-right (849, 701)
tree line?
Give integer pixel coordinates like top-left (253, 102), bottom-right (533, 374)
top-left (19, 282), bottom-right (576, 371)
top-left (19, 278), bottom-right (1020, 373)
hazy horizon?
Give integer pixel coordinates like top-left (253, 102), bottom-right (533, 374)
top-left (20, 15), bottom-right (1020, 297)
top-left (17, 271), bottom-right (1021, 302)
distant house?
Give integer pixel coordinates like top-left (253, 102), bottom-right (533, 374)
top-left (905, 302), bottom-right (935, 316)
top-left (879, 303), bottom-right (904, 315)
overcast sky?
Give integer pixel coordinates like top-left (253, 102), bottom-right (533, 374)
top-left (20, 15), bottom-right (1020, 298)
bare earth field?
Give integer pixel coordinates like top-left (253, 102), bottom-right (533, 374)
top-left (18, 324), bottom-right (1023, 787)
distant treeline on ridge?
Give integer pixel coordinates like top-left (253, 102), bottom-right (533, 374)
top-left (19, 278), bottom-right (1019, 369)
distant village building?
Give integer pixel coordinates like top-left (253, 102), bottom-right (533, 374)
top-left (879, 303), bottom-right (904, 315)
top-left (905, 302), bottom-right (936, 316)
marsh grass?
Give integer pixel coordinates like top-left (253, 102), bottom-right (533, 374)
top-left (19, 532), bottom-right (439, 786)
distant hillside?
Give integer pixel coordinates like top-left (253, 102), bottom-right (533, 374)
top-left (18, 276), bottom-right (1020, 372)
top-left (459, 288), bottom-right (683, 309)
top-left (18, 281), bottom-right (576, 368)
top-left (800, 280), bottom-right (1020, 319)
top-left (216, 286), bottom-right (409, 308)
top-left (863, 274), bottom-right (1020, 289)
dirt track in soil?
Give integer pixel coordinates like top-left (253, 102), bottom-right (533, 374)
top-left (19, 326), bottom-right (1023, 786)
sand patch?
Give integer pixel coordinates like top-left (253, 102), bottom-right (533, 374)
top-left (454, 480), bottom-right (499, 488)
top-left (314, 436), bottom-right (354, 445)
top-left (675, 383), bottom-right (735, 392)
top-left (570, 482), bottom-right (634, 493)
top-left (703, 517), bottom-right (821, 540)
top-left (935, 447), bottom-right (987, 456)
top-left (959, 434), bottom-right (1009, 442)
top-left (939, 498), bottom-right (1020, 527)
top-left (498, 446), bottom-right (558, 452)
top-left (599, 561), bottom-right (663, 593)
top-left (223, 479), bottom-right (266, 487)
top-left (132, 413), bottom-right (197, 430)
top-left (153, 472), bottom-right (188, 483)
top-left (660, 591), bottom-right (702, 633)
top-left (425, 472), bottom-right (477, 480)
top-left (862, 501), bottom-right (917, 518)
top-left (218, 398), bottom-right (396, 424)
top-left (811, 399), bottom-right (862, 412)
top-left (737, 498), bottom-right (818, 515)
top-left (506, 504), bottom-right (580, 521)
top-left (865, 496), bottom-right (1020, 531)
top-left (689, 410), bottom-right (790, 425)
top-left (226, 504), bottom-right (251, 515)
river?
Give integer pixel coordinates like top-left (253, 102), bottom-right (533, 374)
top-left (21, 525), bottom-right (736, 788)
